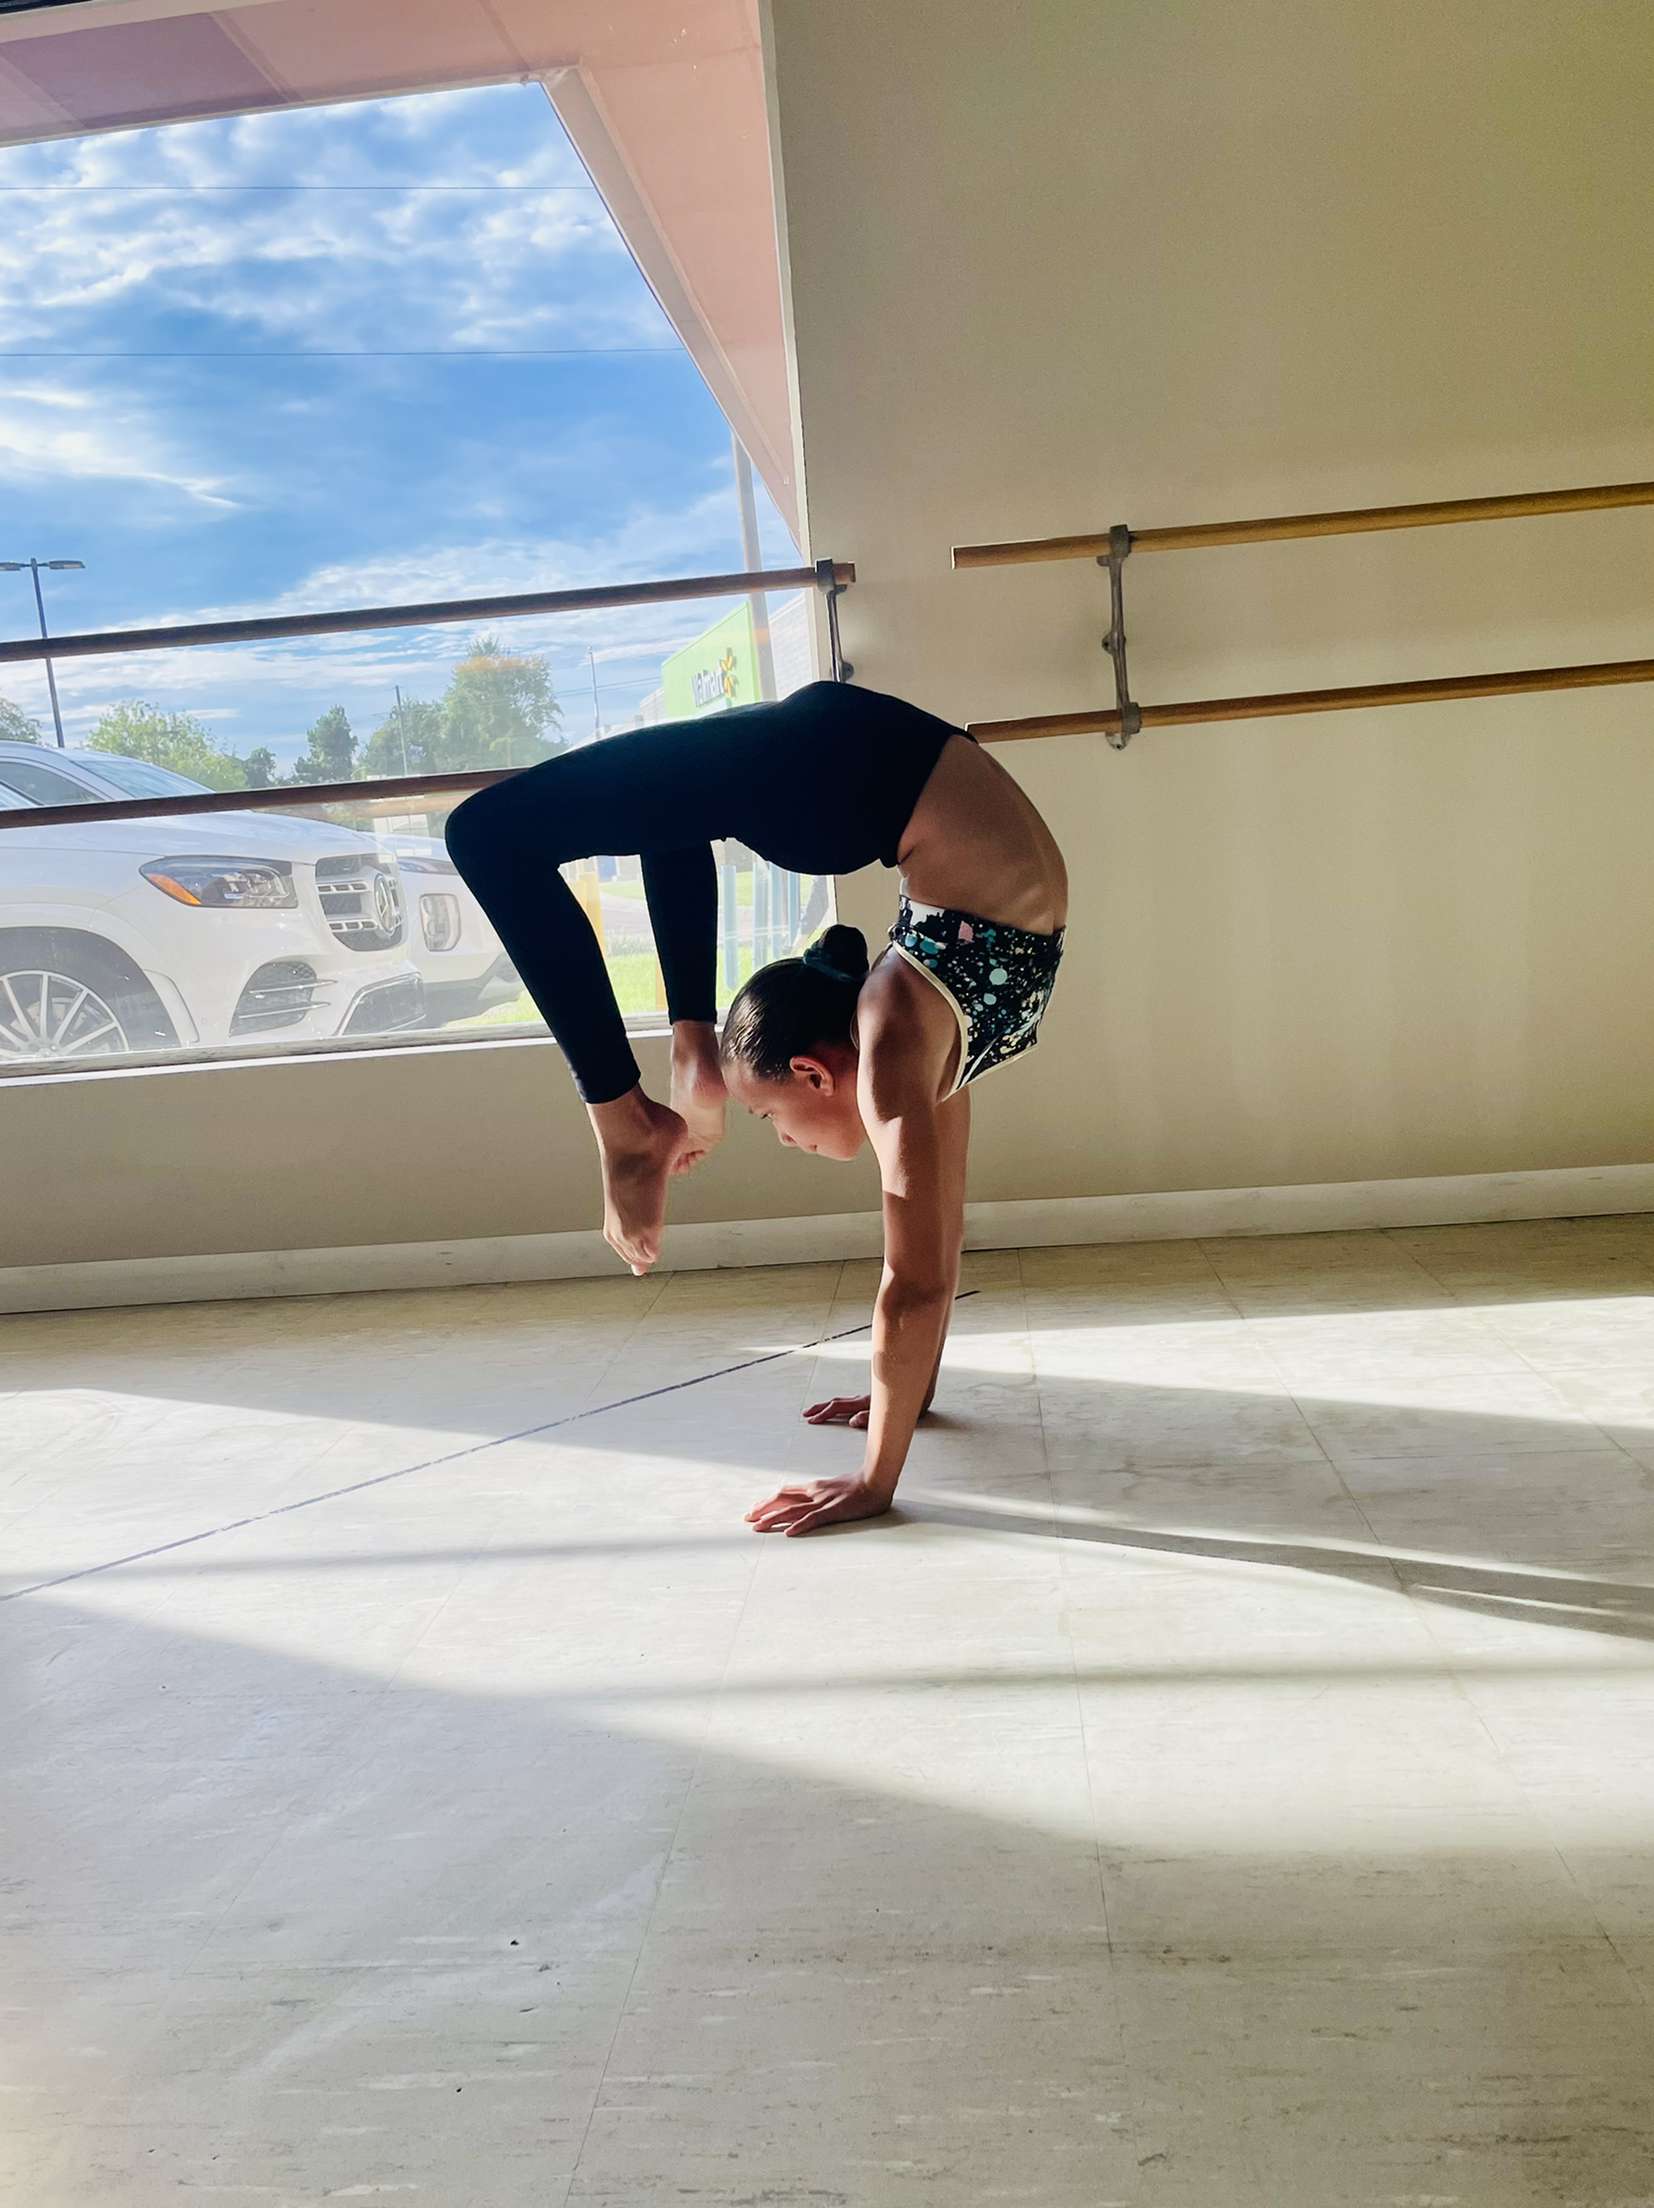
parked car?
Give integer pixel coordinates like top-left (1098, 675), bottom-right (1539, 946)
top-left (0, 743), bottom-right (424, 1063)
top-left (0, 745), bottom-right (516, 1032)
top-left (376, 828), bottom-right (521, 1027)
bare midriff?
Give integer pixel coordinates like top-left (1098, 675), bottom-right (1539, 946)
top-left (895, 732), bottom-right (1069, 934)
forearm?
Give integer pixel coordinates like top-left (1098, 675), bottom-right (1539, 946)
top-left (920, 1320), bottom-right (949, 1414)
top-left (862, 1276), bottom-right (954, 1499)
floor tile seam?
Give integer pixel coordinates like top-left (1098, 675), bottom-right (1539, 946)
top-left (1355, 1486), bottom-right (1654, 1925)
top-left (1202, 1304), bottom-right (1359, 1472)
top-left (0, 1292), bottom-right (870, 1605)
top-left (1189, 1239), bottom-right (1263, 1308)
top-left (1266, 1419), bottom-right (1467, 1686)
top-left (1595, 1922), bottom-right (1654, 2016)
top-left (1004, 1261), bottom-right (1134, 2101)
top-left (1599, 1429), bottom-right (1654, 1474)
top-left (1481, 1328), bottom-right (1654, 1396)
top-left (1420, 1255), bottom-right (1654, 1303)
top-left (1004, 1251), bottom-right (1058, 1531)
top-left (579, 1271), bottom-right (716, 1416)
top-left (794, 1278), bottom-right (888, 1431)
top-left (1378, 1226), bottom-right (1496, 1285)
top-left (12, 1315), bottom-right (653, 1598)
top-left (1017, 1248), bottom-right (1129, 1980)
top-left (1508, 1797), bottom-right (1654, 1975)
top-left (1406, 1250), bottom-right (1654, 1383)
top-left (561, 1444), bottom-right (776, 2195)
top-left (1047, 1229), bottom-right (1248, 2187)
top-left (1205, 1240), bottom-right (1454, 1298)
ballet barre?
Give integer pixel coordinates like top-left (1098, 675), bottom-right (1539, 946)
top-left (0, 557), bottom-right (857, 831)
top-left (953, 479), bottom-right (1654, 748)
top-left (0, 559), bottom-right (857, 668)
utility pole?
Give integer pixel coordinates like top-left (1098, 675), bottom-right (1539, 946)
top-left (588, 647), bottom-right (602, 743)
top-left (393, 683), bottom-right (411, 776)
top-left (1, 556), bottom-right (84, 748)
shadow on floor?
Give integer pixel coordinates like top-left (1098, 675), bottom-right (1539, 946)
top-left (7, 1580), bottom-right (1654, 2206)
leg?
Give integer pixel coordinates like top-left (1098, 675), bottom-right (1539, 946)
top-left (444, 751), bottom-right (722, 1271)
top-left (443, 715), bottom-right (765, 1097)
top-left (447, 801), bottom-right (637, 1107)
top-left (641, 844), bottom-right (726, 1170)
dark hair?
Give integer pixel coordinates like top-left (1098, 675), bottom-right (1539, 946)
top-left (720, 924), bottom-right (870, 1083)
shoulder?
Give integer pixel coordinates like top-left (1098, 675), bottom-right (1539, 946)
top-left (855, 952), bottom-right (957, 1122)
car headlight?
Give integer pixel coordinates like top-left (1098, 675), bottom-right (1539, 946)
top-left (141, 856), bottom-right (297, 910)
top-left (396, 853), bottom-right (458, 877)
top-left (420, 892), bottom-right (461, 951)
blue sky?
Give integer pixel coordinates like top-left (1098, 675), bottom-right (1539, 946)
top-left (0, 84), bottom-right (797, 765)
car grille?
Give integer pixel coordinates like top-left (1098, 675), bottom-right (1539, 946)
top-left (314, 854), bottom-right (405, 950)
top-left (342, 975), bottom-right (426, 1036)
top-left (231, 959), bottom-right (327, 1035)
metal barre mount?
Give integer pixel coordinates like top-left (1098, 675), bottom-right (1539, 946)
top-left (952, 478), bottom-right (1654, 747)
top-left (816, 555), bottom-right (855, 683)
top-left (1098, 523), bottom-right (1140, 750)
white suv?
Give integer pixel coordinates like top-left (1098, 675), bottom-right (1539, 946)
top-left (0, 743), bottom-right (425, 1063)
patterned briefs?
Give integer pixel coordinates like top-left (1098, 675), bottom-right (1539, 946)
top-left (885, 894), bottom-right (1065, 1094)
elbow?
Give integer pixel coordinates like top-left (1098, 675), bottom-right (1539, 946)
top-left (879, 1274), bottom-right (953, 1323)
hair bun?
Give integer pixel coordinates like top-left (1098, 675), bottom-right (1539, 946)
top-left (802, 923), bottom-right (869, 984)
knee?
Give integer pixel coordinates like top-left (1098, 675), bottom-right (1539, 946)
top-left (443, 782), bottom-right (508, 880)
top-left (444, 764), bottom-right (595, 883)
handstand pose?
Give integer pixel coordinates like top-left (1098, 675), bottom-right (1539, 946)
top-left (444, 679), bottom-right (1066, 1535)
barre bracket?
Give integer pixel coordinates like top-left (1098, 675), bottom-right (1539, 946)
top-left (1098, 523), bottom-right (1140, 750)
top-left (816, 555), bottom-right (855, 683)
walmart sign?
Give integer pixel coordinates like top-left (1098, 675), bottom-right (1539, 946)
top-left (661, 603), bottom-right (759, 719)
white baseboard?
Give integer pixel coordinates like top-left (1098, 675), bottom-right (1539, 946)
top-left (4, 1161), bottom-right (1651, 1315)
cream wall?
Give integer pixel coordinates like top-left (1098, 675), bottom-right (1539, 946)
top-left (1, 1031), bottom-right (882, 1270)
top-left (5, 0), bottom-right (1652, 1273)
top-left (772, 0), bottom-right (1654, 1199)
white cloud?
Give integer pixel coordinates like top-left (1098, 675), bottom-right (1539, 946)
top-left (43, 482), bottom-right (794, 741)
top-left (0, 83), bottom-right (799, 751)
top-left (0, 88), bottom-right (658, 357)
top-left (0, 190), bottom-right (642, 351)
top-left (0, 383), bottom-right (237, 507)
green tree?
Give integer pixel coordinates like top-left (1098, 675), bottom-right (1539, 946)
top-left (85, 701), bottom-right (247, 791)
top-left (359, 695), bottom-right (449, 779)
top-left (0, 696), bottom-right (42, 744)
top-left (441, 634), bottom-right (563, 769)
top-left (288, 704), bottom-right (356, 786)
top-left (243, 746), bottom-right (278, 789)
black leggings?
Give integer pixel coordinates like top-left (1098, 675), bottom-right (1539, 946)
top-left (442, 680), bottom-right (962, 1104)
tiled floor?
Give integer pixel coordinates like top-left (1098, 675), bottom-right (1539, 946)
top-left (6, 1213), bottom-right (1654, 2203)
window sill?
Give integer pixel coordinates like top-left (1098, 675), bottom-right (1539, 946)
top-left (0, 1016), bottom-right (677, 1087)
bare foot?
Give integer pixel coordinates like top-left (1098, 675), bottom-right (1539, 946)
top-left (669, 1021), bottom-right (728, 1175)
top-left (588, 1088), bottom-right (688, 1273)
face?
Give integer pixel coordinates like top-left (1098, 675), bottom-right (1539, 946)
top-left (725, 1047), bottom-right (866, 1161)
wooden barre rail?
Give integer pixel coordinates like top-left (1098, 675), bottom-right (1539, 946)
top-left (0, 560), bottom-right (856, 667)
top-left (968, 656), bottom-right (1654, 744)
top-left (0, 766), bottom-right (519, 832)
top-left (3, 655), bottom-right (1649, 828)
top-left (952, 480), bottom-right (1654, 568)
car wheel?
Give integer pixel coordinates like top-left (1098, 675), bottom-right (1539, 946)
top-left (0, 934), bottom-right (177, 1063)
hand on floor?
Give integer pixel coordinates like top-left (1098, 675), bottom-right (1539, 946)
top-left (803, 1393), bottom-right (871, 1429)
top-left (745, 1475), bottom-right (894, 1536)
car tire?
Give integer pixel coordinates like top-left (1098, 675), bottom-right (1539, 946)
top-left (0, 931), bottom-right (179, 1063)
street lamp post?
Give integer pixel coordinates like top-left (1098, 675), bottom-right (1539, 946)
top-left (0, 557), bottom-right (85, 749)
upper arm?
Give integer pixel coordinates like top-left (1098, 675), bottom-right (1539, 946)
top-left (858, 983), bottom-right (970, 1294)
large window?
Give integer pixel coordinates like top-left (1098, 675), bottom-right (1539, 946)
top-left (0, 69), bottom-right (823, 1072)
